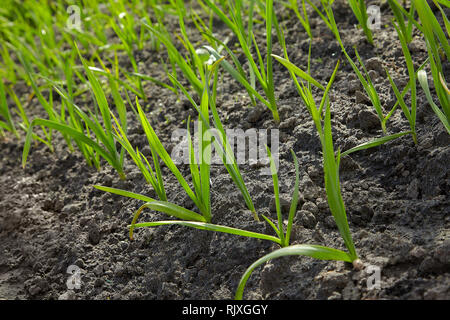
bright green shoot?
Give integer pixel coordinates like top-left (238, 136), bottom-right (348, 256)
top-left (17, 52), bottom-right (57, 150)
top-left (134, 98), bottom-right (211, 219)
top-left (235, 245), bottom-right (354, 299)
top-left (129, 219), bottom-right (281, 243)
top-left (108, 0), bottom-right (147, 101)
top-left (348, 47), bottom-right (386, 133)
top-left (347, 0), bottom-right (374, 44)
top-left (3, 85), bottom-right (47, 144)
top-left (110, 107), bottom-right (167, 201)
top-left (388, 0), bottom-right (415, 44)
top-left (275, 55), bottom-right (360, 224)
top-left (284, 0), bottom-right (312, 38)
top-left (340, 131), bottom-right (414, 158)
top-left (0, 43), bottom-right (17, 84)
top-left (22, 44), bottom-right (127, 179)
top-left (414, 0), bottom-right (450, 125)
top-left (261, 149), bottom-right (300, 247)
top-left (272, 55), bottom-right (358, 252)
top-left (385, 20), bottom-right (418, 144)
top-left (304, 0), bottom-right (334, 32)
top-left (271, 46), bottom-right (330, 130)
top-left (99, 65), bottom-right (216, 221)
top-left (325, 4), bottom-right (425, 141)
top-left (414, 0), bottom-right (449, 59)
top-left (201, 0), bottom-right (281, 122)
top-left (0, 80), bottom-right (18, 138)
top-left (141, 12), bottom-right (204, 96)
top-left (169, 65), bottom-right (259, 221)
top-left (95, 64), bottom-right (280, 241)
top-left (418, 70), bottom-right (450, 134)
top-left (129, 147), bottom-right (299, 247)
top-left (235, 99), bottom-right (359, 300)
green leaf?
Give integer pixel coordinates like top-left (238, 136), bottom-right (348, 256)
top-left (267, 146), bottom-right (285, 245)
top-left (135, 99), bottom-right (205, 215)
top-left (140, 201), bottom-right (207, 222)
top-left (93, 185), bottom-right (156, 203)
top-left (129, 201), bottom-right (208, 240)
top-left (322, 101), bottom-right (357, 260)
top-left (418, 70), bottom-right (450, 134)
top-left (130, 220), bottom-right (282, 245)
top-left (169, 70), bottom-right (258, 220)
top-left (271, 54), bottom-right (325, 90)
top-left (204, 46), bottom-right (273, 111)
top-left (285, 150), bottom-right (300, 246)
top-left (341, 131), bottom-right (414, 157)
top-left (0, 81), bottom-right (17, 136)
top-left (22, 118), bottom-right (123, 177)
top-left (235, 244), bottom-right (353, 299)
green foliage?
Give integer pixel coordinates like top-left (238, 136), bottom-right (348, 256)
top-left (414, 0), bottom-right (450, 127)
top-left (201, 0), bottom-right (281, 122)
top-left (347, 0), bottom-right (373, 44)
top-left (1, 0), bottom-right (448, 302)
top-left (236, 87), bottom-right (359, 300)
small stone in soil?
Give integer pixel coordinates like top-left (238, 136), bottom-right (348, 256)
top-left (88, 223), bottom-right (101, 245)
top-left (358, 109), bottom-right (380, 130)
top-left (279, 117), bottom-right (297, 129)
top-left (62, 202), bottom-right (83, 215)
top-left (368, 70), bottom-right (378, 82)
top-left (302, 201), bottom-right (319, 215)
top-left (269, 197), bottom-right (290, 214)
top-left (94, 278), bottom-right (104, 288)
top-left (296, 210), bottom-right (316, 229)
top-left (365, 57), bottom-right (384, 74)
top-left (247, 108), bottom-right (263, 123)
top-left (348, 80), bottom-right (360, 94)
top-left (355, 91), bottom-right (371, 105)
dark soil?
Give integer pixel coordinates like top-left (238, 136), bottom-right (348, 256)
top-left (0, 0), bottom-right (449, 300)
